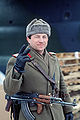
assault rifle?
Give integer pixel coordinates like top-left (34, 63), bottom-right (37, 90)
top-left (5, 92), bottom-right (77, 120)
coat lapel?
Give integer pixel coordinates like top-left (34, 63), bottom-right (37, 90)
top-left (27, 47), bottom-right (49, 74)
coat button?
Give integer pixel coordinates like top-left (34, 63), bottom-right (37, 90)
top-left (50, 104), bottom-right (53, 106)
top-left (49, 83), bottom-right (50, 86)
top-left (48, 93), bottom-right (51, 95)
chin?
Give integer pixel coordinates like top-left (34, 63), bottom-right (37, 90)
top-left (38, 48), bottom-right (44, 51)
top-left (38, 47), bottom-right (43, 49)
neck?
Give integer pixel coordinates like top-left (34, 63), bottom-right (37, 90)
top-left (36, 50), bottom-right (44, 55)
top-left (38, 50), bottom-right (44, 55)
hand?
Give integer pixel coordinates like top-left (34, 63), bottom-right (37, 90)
top-left (65, 112), bottom-right (73, 120)
top-left (14, 44), bottom-right (31, 73)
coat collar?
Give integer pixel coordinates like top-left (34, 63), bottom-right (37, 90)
top-left (28, 45), bottom-right (57, 78)
top-left (28, 48), bottom-right (48, 74)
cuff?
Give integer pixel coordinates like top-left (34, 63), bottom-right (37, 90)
top-left (12, 67), bottom-right (21, 80)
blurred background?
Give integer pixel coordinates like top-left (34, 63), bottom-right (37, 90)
top-left (0, 0), bottom-right (80, 120)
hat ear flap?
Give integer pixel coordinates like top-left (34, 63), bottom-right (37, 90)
top-left (39, 19), bottom-right (51, 28)
top-left (27, 18), bottom-right (37, 31)
top-left (39, 19), bottom-right (47, 24)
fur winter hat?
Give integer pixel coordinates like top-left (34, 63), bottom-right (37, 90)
top-left (26, 18), bottom-right (51, 37)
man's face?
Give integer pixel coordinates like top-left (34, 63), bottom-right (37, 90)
top-left (27, 34), bottom-right (48, 54)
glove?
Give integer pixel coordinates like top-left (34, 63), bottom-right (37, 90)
top-left (14, 44), bottom-right (31, 73)
top-left (65, 112), bottom-right (73, 120)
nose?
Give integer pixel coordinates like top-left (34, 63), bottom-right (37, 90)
top-left (39, 37), bottom-right (44, 42)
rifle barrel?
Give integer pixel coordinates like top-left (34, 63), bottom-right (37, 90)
top-left (51, 100), bottom-right (77, 106)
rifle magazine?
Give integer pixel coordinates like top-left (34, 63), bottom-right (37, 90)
top-left (21, 101), bottom-right (35, 120)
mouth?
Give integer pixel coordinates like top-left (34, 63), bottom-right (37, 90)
top-left (37, 43), bottom-right (45, 47)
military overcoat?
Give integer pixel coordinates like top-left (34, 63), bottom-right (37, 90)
top-left (3, 46), bottom-right (73, 120)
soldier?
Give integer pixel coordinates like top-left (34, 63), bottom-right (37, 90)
top-left (3, 19), bottom-right (73, 120)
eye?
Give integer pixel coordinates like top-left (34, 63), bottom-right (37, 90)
top-left (43, 35), bottom-right (48, 39)
top-left (34, 35), bottom-right (40, 38)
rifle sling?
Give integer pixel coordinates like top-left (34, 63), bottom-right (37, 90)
top-left (31, 61), bottom-right (55, 85)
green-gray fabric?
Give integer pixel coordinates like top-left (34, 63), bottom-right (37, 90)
top-left (3, 46), bottom-right (73, 120)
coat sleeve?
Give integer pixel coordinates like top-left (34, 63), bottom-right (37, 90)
top-left (59, 68), bottom-right (73, 114)
top-left (3, 57), bottom-right (23, 95)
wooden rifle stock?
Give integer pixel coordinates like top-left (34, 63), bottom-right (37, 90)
top-left (5, 99), bottom-right (12, 112)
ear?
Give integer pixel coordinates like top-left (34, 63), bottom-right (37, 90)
top-left (26, 37), bottom-right (30, 43)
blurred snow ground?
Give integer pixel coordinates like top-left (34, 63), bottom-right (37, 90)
top-left (0, 71), bottom-right (5, 85)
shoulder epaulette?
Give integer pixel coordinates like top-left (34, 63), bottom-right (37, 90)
top-left (49, 52), bottom-right (56, 56)
top-left (12, 53), bottom-right (18, 58)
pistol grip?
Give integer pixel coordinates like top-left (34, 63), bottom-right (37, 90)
top-left (36, 103), bottom-right (43, 114)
